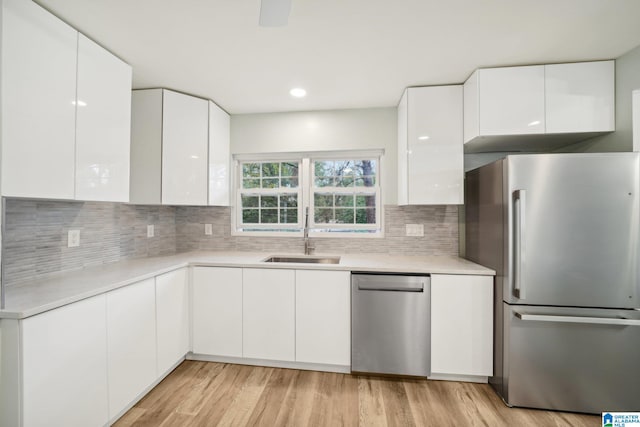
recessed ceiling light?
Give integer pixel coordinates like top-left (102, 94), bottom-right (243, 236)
top-left (290, 88), bottom-right (307, 98)
top-left (418, 135), bottom-right (430, 141)
top-left (528, 120), bottom-right (541, 127)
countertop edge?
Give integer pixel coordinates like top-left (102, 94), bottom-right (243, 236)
top-left (0, 252), bottom-right (495, 319)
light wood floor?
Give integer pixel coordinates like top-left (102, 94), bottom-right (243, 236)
top-left (114, 361), bottom-right (599, 427)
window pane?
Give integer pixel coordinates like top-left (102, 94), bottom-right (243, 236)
top-left (315, 161), bottom-right (334, 177)
top-left (281, 194), bottom-right (298, 208)
top-left (281, 162), bottom-right (298, 177)
top-left (314, 194), bottom-right (333, 207)
top-left (281, 178), bottom-right (298, 188)
top-left (243, 178), bottom-right (260, 189)
top-left (261, 196), bottom-right (278, 208)
top-left (335, 195), bottom-right (354, 207)
top-left (335, 176), bottom-right (354, 187)
top-left (261, 209), bottom-right (278, 223)
top-left (280, 209), bottom-right (298, 224)
top-left (356, 208), bottom-right (376, 224)
top-left (356, 194), bottom-right (376, 207)
top-left (355, 160), bottom-right (377, 177)
top-left (241, 195), bottom-right (259, 208)
top-left (242, 163), bottom-right (260, 178)
top-left (314, 208), bottom-right (333, 224)
top-left (242, 209), bottom-right (259, 223)
top-left (335, 208), bottom-right (354, 224)
top-left (315, 177), bottom-right (334, 187)
top-left (262, 162), bottom-right (280, 177)
top-left (334, 161), bottom-right (354, 177)
top-left (261, 178), bottom-right (280, 188)
top-left (355, 176), bottom-right (376, 187)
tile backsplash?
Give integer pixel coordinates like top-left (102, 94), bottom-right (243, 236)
top-left (176, 205), bottom-right (458, 256)
top-left (2, 200), bottom-right (458, 285)
top-left (2, 199), bottom-right (177, 286)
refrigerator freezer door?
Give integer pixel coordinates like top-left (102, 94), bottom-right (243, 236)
top-left (504, 304), bottom-right (640, 413)
top-left (505, 153), bottom-right (640, 308)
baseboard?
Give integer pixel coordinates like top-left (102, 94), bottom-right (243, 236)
top-left (187, 353), bottom-right (351, 374)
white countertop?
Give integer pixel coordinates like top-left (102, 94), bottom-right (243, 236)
top-left (0, 251), bottom-right (494, 319)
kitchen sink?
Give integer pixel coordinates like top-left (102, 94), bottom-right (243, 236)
top-left (262, 255), bottom-right (341, 264)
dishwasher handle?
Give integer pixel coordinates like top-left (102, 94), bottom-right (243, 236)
top-left (357, 282), bottom-right (425, 292)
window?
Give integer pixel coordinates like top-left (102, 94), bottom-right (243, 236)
top-left (234, 151), bottom-right (382, 236)
top-left (311, 159), bottom-right (379, 232)
top-left (238, 160), bottom-right (301, 232)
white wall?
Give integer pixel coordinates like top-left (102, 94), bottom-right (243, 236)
top-left (231, 108), bottom-right (398, 204)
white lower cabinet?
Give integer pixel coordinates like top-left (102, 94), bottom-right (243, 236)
top-left (242, 268), bottom-right (295, 361)
top-left (192, 267), bottom-right (243, 357)
top-left (295, 270), bottom-right (351, 366)
top-left (156, 268), bottom-right (190, 375)
top-left (106, 278), bottom-right (157, 419)
top-left (22, 294), bottom-right (109, 427)
top-left (430, 274), bottom-right (493, 377)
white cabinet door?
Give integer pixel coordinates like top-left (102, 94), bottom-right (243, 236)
top-left (295, 270), bottom-right (350, 366)
top-left (243, 268), bottom-right (295, 361)
top-left (208, 101), bottom-right (231, 206)
top-left (406, 86), bottom-right (463, 205)
top-left (463, 70), bottom-right (480, 143)
top-left (106, 278), bottom-right (157, 419)
top-left (431, 274), bottom-right (493, 377)
top-left (1, 0), bottom-right (77, 199)
top-left (545, 60), bottom-right (615, 134)
top-left (479, 66), bottom-right (545, 136)
top-left (162, 90), bottom-right (209, 205)
top-left (22, 294), bottom-right (109, 427)
top-left (397, 90), bottom-right (409, 205)
top-left (192, 267), bottom-right (243, 356)
top-left (75, 34), bottom-right (132, 202)
top-left (156, 268), bottom-right (190, 374)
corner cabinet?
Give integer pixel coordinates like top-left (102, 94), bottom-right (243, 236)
top-left (397, 86), bottom-right (464, 205)
top-left (430, 274), bottom-right (493, 380)
top-left (1, 0), bottom-right (132, 201)
top-left (130, 89), bottom-right (230, 206)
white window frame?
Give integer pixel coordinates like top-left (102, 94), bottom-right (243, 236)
top-left (231, 150), bottom-right (384, 238)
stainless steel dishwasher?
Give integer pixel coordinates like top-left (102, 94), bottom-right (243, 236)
top-left (351, 273), bottom-right (430, 377)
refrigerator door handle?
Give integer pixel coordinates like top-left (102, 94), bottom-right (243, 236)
top-left (513, 189), bottom-right (526, 299)
top-left (514, 312), bottom-right (640, 326)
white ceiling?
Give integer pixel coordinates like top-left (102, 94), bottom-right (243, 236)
top-left (35, 0), bottom-right (640, 114)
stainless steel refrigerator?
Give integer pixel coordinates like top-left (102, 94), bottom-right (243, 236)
top-left (465, 152), bottom-right (640, 414)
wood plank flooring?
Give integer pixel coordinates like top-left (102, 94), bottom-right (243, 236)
top-left (114, 361), bottom-right (599, 427)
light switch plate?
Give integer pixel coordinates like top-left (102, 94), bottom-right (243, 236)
top-left (405, 224), bottom-right (424, 237)
top-left (147, 224), bottom-right (154, 238)
top-left (68, 230), bottom-right (80, 247)
top-left (205, 224), bottom-right (213, 235)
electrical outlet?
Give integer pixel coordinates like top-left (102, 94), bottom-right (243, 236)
top-left (405, 224), bottom-right (424, 237)
top-left (205, 224), bottom-right (213, 235)
top-left (147, 224), bottom-right (154, 238)
top-left (68, 230), bottom-right (80, 247)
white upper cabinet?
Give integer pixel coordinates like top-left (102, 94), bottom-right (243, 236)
top-left (1, 0), bottom-right (132, 201)
top-left (131, 89), bottom-right (223, 206)
top-left (162, 90), bottom-right (209, 205)
top-left (75, 34), bottom-right (132, 202)
top-left (464, 61), bottom-right (615, 152)
top-left (208, 101), bottom-right (231, 206)
top-left (1, 0), bottom-right (78, 199)
top-left (398, 86), bottom-right (464, 205)
top-left (464, 65), bottom-right (545, 143)
top-left (545, 60), bottom-right (614, 134)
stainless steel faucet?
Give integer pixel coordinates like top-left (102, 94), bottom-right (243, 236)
top-left (303, 207), bottom-right (314, 255)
